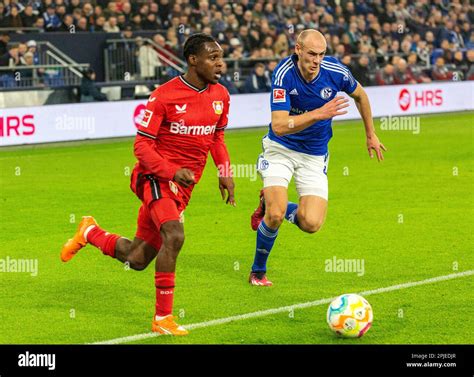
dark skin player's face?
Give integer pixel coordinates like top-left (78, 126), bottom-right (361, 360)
top-left (193, 42), bottom-right (224, 85)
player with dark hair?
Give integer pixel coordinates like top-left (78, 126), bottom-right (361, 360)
top-left (61, 33), bottom-right (235, 335)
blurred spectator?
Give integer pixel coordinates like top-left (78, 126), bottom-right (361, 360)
top-left (80, 68), bottom-right (108, 102)
top-left (0, 43), bottom-right (19, 67)
top-left (21, 5), bottom-right (38, 28)
top-left (394, 58), bottom-right (417, 84)
top-left (104, 16), bottom-right (120, 33)
top-left (43, 5), bottom-right (61, 31)
top-left (431, 57), bottom-right (454, 81)
top-left (341, 55), bottom-right (352, 68)
top-left (59, 14), bottom-right (74, 32)
top-left (18, 51), bottom-right (43, 85)
top-left (33, 17), bottom-right (45, 31)
top-left (0, 3), bottom-right (7, 28)
top-left (0, 33), bottom-right (10, 56)
top-left (77, 17), bottom-right (89, 32)
top-left (67, 0), bottom-right (81, 14)
top-left (0, 43), bottom-right (19, 88)
top-left (243, 62), bottom-right (270, 93)
top-left (407, 53), bottom-right (431, 83)
top-left (466, 32), bottom-right (474, 50)
top-left (273, 33), bottom-right (289, 57)
top-left (137, 38), bottom-right (161, 80)
top-left (26, 40), bottom-right (40, 65)
top-left (219, 61), bottom-right (239, 94)
top-left (18, 43), bottom-right (28, 65)
top-left (94, 16), bottom-right (106, 32)
top-left (352, 54), bottom-right (371, 87)
top-left (152, 33), bottom-right (180, 67)
top-left (451, 51), bottom-right (466, 80)
top-left (376, 64), bottom-right (396, 85)
top-left (266, 60), bottom-right (278, 76)
top-left (142, 13), bottom-right (161, 30)
top-left (466, 50), bottom-right (474, 80)
top-left (7, 6), bottom-right (23, 28)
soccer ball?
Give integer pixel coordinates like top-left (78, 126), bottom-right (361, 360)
top-left (327, 294), bottom-right (373, 338)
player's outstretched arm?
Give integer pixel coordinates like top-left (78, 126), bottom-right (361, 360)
top-left (272, 96), bottom-right (349, 136)
top-left (349, 83), bottom-right (387, 161)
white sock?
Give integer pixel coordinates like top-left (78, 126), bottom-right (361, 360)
top-left (83, 225), bottom-right (96, 241)
top-left (155, 314), bottom-right (171, 321)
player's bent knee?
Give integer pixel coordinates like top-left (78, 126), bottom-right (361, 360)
top-left (167, 232), bottom-right (185, 252)
top-left (128, 260), bottom-right (148, 271)
top-left (161, 223), bottom-right (185, 253)
top-left (304, 223), bottom-right (323, 234)
top-left (266, 209), bottom-right (285, 228)
top-left (127, 253), bottom-right (153, 271)
top-left (299, 216), bottom-right (324, 234)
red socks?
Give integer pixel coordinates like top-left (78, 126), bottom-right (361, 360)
top-left (155, 272), bottom-right (175, 317)
top-left (85, 226), bottom-right (176, 317)
top-left (85, 226), bottom-right (120, 258)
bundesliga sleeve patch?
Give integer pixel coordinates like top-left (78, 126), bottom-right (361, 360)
top-left (140, 110), bottom-right (153, 128)
top-left (272, 89), bottom-right (286, 103)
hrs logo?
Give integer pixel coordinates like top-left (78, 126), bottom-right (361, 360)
top-left (0, 115), bottom-right (35, 137)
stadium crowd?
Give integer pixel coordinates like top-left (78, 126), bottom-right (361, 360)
top-left (0, 0), bottom-right (473, 92)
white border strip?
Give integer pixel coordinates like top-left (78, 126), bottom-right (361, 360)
top-left (90, 270), bottom-right (473, 345)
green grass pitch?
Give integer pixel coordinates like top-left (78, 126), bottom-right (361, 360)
top-left (0, 111), bottom-right (472, 344)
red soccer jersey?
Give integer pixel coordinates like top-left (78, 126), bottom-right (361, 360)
top-left (134, 75), bottom-right (230, 185)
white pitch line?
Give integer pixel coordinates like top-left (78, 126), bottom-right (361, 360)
top-left (90, 270), bottom-right (474, 345)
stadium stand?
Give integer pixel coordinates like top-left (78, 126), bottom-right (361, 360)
top-left (0, 0), bottom-right (472, 98)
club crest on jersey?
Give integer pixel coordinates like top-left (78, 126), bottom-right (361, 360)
top-left (273, 89), bottom-right (286, 103)
top-left (212, 101), bottom-right (224, 115)
top-left (320, 87), bottom-right (333, 99)
top-left (140, 110), bottom-right (153, 128)
top-left (175, 104), bottom-right (187, 114)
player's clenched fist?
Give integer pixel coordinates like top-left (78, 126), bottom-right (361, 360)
top-left (174, 168), bottom-right (195, 188)
top-left (315, 96), bottom-right (349, 120)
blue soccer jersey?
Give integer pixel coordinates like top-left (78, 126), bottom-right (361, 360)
top-left (268, 54), bottom-right (358, 155)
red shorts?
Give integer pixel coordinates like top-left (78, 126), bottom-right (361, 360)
top-left (130, 168), bottom-right (191, 251)
top-left (134, 200), bottom-right (181, 251)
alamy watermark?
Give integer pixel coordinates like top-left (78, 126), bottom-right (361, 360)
top-left (18, 351), bottom-right (55, 371)
top-left (325, 256), bottom-right (365, 276)
top-left (380, 115), bottom-right (420, 134)
top-left (216, 163), bottom-right (257, 182)
top-left (55, 115), bottom-right (95, 134)
top-left (0, 256), bottom-right (38, 277)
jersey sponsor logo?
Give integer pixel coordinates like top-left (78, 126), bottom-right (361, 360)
top-left (169, 181), bottom-right (179, 195)
top-left (212, 100), bottom-right (224, 115)
top-left (272, 88), bottom-right (286, 103)
top-left (140, 109), bottom-right (153, 128)
top-left (320, 87), bottom-right (333, 99)
top-left (175, 104), bottom-right (187, 114)
top-left (289, 88), bottom-right (299, 95)
top-left (133, 104), bottom-right (146, 128)
top-left (169, 121), bottom-right (217, 135)
top-left (149, 96), bottom-right (156, 102)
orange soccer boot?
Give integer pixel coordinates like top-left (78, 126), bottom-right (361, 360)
top-left (60, 216), bottom-right (98, 262)
top-left (152, 315), bottom-right (189, 336)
